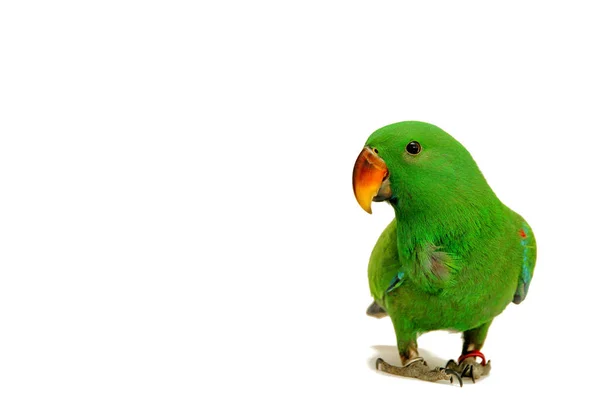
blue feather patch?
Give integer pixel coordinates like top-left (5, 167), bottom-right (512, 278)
top-left (385, 271), bottom-right (406, 294)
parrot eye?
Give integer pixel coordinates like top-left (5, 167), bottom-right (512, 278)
top-left (406, 141), bottom-right (422, 155)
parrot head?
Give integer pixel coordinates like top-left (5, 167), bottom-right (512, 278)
top-left (353, 121), bottom-right (492, 214)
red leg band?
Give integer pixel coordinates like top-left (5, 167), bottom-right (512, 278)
top-left (458, 350), bottom-right (486, 366)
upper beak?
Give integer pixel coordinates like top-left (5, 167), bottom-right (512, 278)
top-left (352, 147), bottom-right (391, 214)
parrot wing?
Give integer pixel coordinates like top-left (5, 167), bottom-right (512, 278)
top-left (512, 222), bottom-right (536, 304)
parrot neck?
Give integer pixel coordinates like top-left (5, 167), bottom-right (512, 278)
top-left (391, 192), bottom-right (503, 252)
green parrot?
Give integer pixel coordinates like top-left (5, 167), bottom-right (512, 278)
top-left (352, 121), bottom-right (536, 385)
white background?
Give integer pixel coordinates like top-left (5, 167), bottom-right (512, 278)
top-left (1, 1), bottom-right (599, 399)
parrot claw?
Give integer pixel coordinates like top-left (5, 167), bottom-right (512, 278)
top-left (445, 357), bottom-right (491, 383)
top-left (441, 368), bottom-right (463, 387)
top-left (462, 365), bottom-right (475, 384)
top-left (375, 357), bottom-right (463, 386)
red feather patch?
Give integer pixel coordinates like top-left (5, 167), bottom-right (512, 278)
top-left (519, 229), bottom-right (527, 238)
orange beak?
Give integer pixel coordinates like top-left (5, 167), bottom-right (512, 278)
top-left (352, 147), bottom-right (389, 214)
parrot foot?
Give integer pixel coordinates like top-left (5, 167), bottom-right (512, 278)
top-left (445, 352), bottom-right (491, 383)
top-left (376, 357), bottom-right (463, 386)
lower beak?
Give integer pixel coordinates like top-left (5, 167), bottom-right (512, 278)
top-left (352, 147), bottom-right (391, 214)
